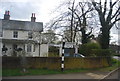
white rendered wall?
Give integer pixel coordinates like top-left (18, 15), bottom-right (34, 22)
top-left (3, 30), bottom-right (28, 40)
top-left (40, 44), bottom-right (48, 57)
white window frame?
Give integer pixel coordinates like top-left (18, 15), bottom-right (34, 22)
top-left (33, 44), bottom-right (35, 52)
top-left (27, 44), bottom-right (32, 52)
top-left (13, 31), bottom-right (18, 38)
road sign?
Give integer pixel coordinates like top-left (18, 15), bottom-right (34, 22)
top-left (64, 42), bottom-right (76, 48)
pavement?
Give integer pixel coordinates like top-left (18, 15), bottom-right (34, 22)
top-left (99, 56), bottom-right (120, 80)
top-left (99, 68), bottom-right (120, 81)
top-left (104, 68), bottom-right (119, 79)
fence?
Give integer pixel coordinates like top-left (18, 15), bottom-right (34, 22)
top-left (2, 57), bottom-right (110, 69)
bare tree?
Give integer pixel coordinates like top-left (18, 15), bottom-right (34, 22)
top-left (92, 0), bottom-right (120, 49)
top-left (41, 30), bottom-right (59, 44)
top-left (46, 0), bottom-right (96, 44)
top-left (68, 1), bottom-right (94, 44)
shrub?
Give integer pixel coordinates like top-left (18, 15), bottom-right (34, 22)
top-left (79, 43), bottom-right (101, 56)
top-left (91, 49), bottom-right (113, 57)
top-left (49, 46), bottom-right (59, 54)
top-left (48, 53), bottom-right (59, 57)
top-left (49, 46), bottom-right (59, 57)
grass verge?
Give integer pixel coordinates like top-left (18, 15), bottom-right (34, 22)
top-left (98, 58), bottom-right (120, 72)
top-left (2, 58), bottom-right (120, 77)
top-left (2, 68), bottom-right (89, 77)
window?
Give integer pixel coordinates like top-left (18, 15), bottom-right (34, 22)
top-left (13, 31), bottom-right (18, 38)
top-left (0, 32), bottom-right (3, 37)
top-left (27, 44), bottom-right (32, 52)
top-left (23, 45), bottom-right (25, 51)
top-left (33, 44), bottom-right (35, 52)
top-left (28, 31), bottom-right (33, 39)
top-left (0, 30), bottom-right (3, 37)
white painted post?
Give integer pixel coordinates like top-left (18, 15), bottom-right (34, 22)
top-left (61, 38), bottom-right (65, 72)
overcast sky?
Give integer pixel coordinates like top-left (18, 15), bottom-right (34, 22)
top-left (0, 0), bottom-right (119, 44)
top-left (0, 0), bottom-right (64, 23)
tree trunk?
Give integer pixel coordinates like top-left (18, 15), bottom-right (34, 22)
top-left (100, 25), bottom-right (110, 49)
top-left (81, 27), bottom-right (87, 44)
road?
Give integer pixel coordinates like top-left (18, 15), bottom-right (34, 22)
top-left (100, 56), bottom-right (120, 81)
top-left (104, 68), bottom-right (120, 79)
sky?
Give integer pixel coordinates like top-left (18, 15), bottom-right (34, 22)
top-left (0, 0), bottom-right (119, 45)
top-left (0, 0), bottom-right (64, 23)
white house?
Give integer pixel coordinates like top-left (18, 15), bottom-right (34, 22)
top-left (0, 11), bottom-right (48, 57)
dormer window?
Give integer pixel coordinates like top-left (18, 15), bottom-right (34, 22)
top-left (13, 31), bottom-right (18, 38)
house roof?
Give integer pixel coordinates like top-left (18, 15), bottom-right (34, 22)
top-left (0, 19), bottom-right (43, 32)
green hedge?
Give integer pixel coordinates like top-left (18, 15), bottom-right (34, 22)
top-left (79, 43), bottom-right (101, 56)
top-left (91, 49), bottom-right (113, 57)
top-left (79, 42), bottom-right (114, 57)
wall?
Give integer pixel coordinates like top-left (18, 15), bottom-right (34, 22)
top-left (3, 30), bottom-right (28, 40)
top-left (2, 57), bottom-right (109, 69)
top-left (3, 30), bottom-right (40, 41)
top-left (40, 44), bottom-right (48, 57)
top-left (31, 44), bottom-right (48, 57)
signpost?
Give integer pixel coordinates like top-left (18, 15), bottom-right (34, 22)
top-left (61, 39), bottom-right (65, 72)
top-left (61, 41), bottom-right (76, 72)
top-left (64, 42), bottom-right (75, 48)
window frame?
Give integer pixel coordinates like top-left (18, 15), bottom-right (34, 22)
top-left (33, 44), bottom-right (35, 52)
top-left (0, 30), bottom-right (3, 37)
top-left (27, 44), bottom-right (32, 52)
top-left (13, 31), bottom-right (18, 38)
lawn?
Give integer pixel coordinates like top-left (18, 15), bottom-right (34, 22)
top-left (2, 68), bottom-right (89, 77)
top-left (2, 58), bottom-right (120, 77)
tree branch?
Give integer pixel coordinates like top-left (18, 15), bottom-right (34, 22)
top-left (111, 0), bottom-right (119, 8)
top-left (110, 17), bottom-right (120, 29)
top-left (106, 1), bottom-right (113, 23)
top-left (111, 6), bottom-right (120, 19)
top-left (103, 0), bottom-right (107, 16)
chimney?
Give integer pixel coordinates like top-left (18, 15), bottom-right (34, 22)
top-left (31, 13), bottom-right (36, 22)
top-left (4, 11), bottom-right (10, 20)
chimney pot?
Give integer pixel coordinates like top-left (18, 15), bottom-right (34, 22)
top-left (5, 11), bottom-right (7, 15)
top-left (32, 13), bottom-right (33, 17)
top-left (34, 13), bottom-right (35, 17)
top-left (4, 10), bottom-right (10, 20)
top-left (8, 11), bottom-right (10, 15)
top-left (31, 13), bottom-right (36, 22)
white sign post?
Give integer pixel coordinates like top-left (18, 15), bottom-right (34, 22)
top-left (64, 42), bottom-right (75, 48)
